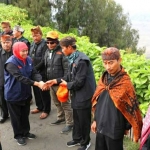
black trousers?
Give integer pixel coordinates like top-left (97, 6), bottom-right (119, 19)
top-left (72, 108), bottom-right (91, 146)
top-left (0, 142), bottom-right (2, 150)
top-left (0, 87), bottom-right (9, 119)
top-left (33, 86), bottom-right (51, 114)
top-left (7, 99), bottom-right (30, 139)
top-left (95, 132), bottom-right (124, 150)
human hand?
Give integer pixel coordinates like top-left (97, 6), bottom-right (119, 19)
top-left (38, 81), bottom-right (45, 89)
top-left (60, 79), bottom-right (67, 86)
top-left (91, 121), bottom-right (97, 133)
top-left (46, 79), bottom-right (57, 87)
top-left (124, 130), bottom-right (129, 135)
top-left (42, 83), bottom-right (50, 91)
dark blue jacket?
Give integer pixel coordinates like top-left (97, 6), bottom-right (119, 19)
top-left (4, 56), bottom-right (33, 101)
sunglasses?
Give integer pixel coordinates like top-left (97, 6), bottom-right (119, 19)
top-left (46, 41), bottom-right (55, 45)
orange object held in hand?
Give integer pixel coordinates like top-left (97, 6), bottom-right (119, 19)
top-left (56, 85), bottom-right (69, 102)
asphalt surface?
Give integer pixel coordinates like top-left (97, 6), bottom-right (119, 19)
top-left (0, 98), bottom-right (96, 150)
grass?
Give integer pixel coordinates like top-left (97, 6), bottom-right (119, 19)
top-left (124, 137), bottom-right (139, 150)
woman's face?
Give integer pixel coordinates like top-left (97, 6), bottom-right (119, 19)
top-left (20, 49), bottom-right (28, 59)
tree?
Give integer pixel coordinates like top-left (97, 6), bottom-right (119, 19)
top-left (10, 0), bottom-right (52, 27)
top-left (5, 0), bottom-right (142, 53)
top-left (52, 0), bottom-right (84, 33)
top-left (51, 0), bottom-right (140, 53)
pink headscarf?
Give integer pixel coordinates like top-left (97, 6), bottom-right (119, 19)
top-left (13, 42), bottom-right (28, 64)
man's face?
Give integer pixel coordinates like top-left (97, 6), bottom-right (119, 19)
top-left (32, 34), bottom-right (42, 43)
top-left (13, 30), bottom-right (21, 38)
top-left (61, 45), bottom-right (73, 56)
top-left (1, 41), bottom-right (12, 52)
top-left (1, 24), bottom-right (11, 33)
top-left (46, 41), bottom-right (57, 50)
top-left (103, 58), bottom-right (122, 76)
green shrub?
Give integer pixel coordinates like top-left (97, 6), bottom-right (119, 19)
top-left (124, 137), bottom-right (140, 150)
top-left (1, 3), bottom-right (150, 115)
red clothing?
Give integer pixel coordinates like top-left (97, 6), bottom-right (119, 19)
top-left (13, 42), bottom-right (28, 64)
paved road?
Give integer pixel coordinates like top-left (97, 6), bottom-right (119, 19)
top-left (0, 99), bottom-right (96, 150)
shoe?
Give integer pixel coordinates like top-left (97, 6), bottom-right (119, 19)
top-left (40, 112), bottom-right (49, 119)
top-left (50, 119), bottom-right (65, 125)
top-left (23, 133), bottom-right (36, 139)
top-left (67, 140), bottom-right (80, 147)
top-left (16, 137), bottom-right (26, 146)
top-left (31, 108), bottom-right (41, 114)
top-left (77, 143), bottom-right (91, 150)
top-left (0, 117), bottom-right (9, 123)
top-left (60, 125), bottom-right (73, 134)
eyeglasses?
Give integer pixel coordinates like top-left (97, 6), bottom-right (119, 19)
top-left (46, 41), bottom-right (55, 45)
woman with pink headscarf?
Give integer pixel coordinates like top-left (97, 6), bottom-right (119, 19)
top-left (4, 42), bottom-right (44, 146)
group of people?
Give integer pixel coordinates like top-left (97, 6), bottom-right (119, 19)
top-left (0, 21), bottom-right (144, 150)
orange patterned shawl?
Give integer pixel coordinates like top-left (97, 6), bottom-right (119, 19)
top-left (92, 68), bottom-right (143, 142)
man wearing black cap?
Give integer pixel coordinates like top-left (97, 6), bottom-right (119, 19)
top-left (0, 35), bottom-right (12, 123)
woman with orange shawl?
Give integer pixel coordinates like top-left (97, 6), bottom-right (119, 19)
top-left (91, 47), bottom-right (142, 150)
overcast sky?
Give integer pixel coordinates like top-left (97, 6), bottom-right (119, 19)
top-left (114, 0), bottom-right (150, 55)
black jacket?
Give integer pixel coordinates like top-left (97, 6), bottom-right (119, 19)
top-left (64, 51), bottom-right (96, 109)
top-left (13, 36), bottom-right (30, 50)
top-left (29, 39), bottom-right (47, 79)
top-left (95, 74), bottom-right (131, 139)
top-left (44, 45), bottom-right (68, 81)
top-left (0, 48), bottom-right (12, 88)
top-left (0, 30), bottom-right (13, 36)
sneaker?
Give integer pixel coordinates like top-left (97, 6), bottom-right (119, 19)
top-left (67, 140), bottom-right (80, 147)
top-left (60, 125), bottom-right (73, 134)
top-left (23, 133), bottom-right (36, 139)
top-left (50, 119), bottom-right (65, 125)
top-left (16, 137), bottom-right (26, 146)
top-left (77, 143), bottom-right (91, 150)
top-left (0, 116), bottom-right (9, 123)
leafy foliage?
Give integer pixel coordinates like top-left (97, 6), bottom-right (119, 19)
top-left (124, 137), bottom-right (139, 150)
top-left (0, 3), bottom-right (149, 115)
top-left (0, 3), bottom-right (32, 25)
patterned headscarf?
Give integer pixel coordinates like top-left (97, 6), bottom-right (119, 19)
top-left (102, 47), bottom-right (120, 60)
